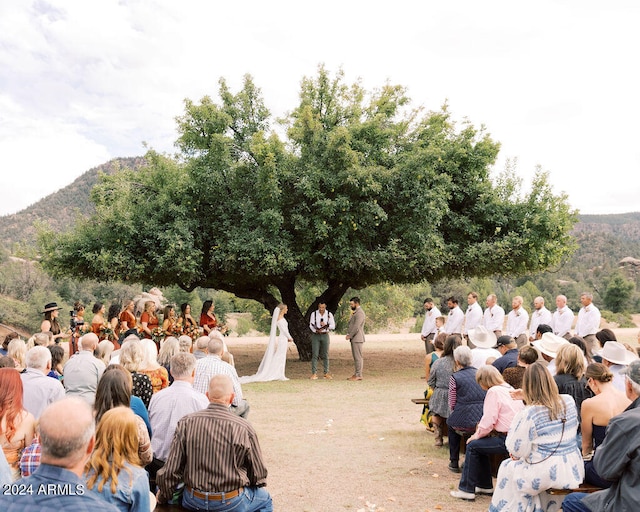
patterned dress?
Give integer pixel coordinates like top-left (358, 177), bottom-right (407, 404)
top-left (489, 395), bottom-right (584, 512)
top-left (427, 355), bottom-right (456, 418)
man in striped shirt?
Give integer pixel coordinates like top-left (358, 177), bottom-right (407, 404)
top-left (157, 374), bottom-right (273, 511)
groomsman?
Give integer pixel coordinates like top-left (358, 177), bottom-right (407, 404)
top-left (551, 294), bottom-right (574, 340)
top-left (444, 296), bottom-right (464, 337)
top-left (529, 296), bottom-right (553, 342)
top-left (463, 292), bottom-right (483, 348)
top-left (346, 297), bottom-right (366, 381)
top-left (505, 296), bottom-right (529, 348)
top-left (575, 292), bottom-right (601, 353)
top-left (483, 294), bottom-right (505, 337)
top-left (420, 298), bottom-right (441, 354)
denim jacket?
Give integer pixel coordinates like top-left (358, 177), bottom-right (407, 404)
top-left (86, 462), bottom-right (150, 512)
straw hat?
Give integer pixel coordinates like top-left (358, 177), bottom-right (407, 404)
top-left (468, 326), bottom-right (497, 349)
top-left (532, 332), bottom-right (569, 358)
top-left (600, 341), bottom-right (638, 366)
top-left (42, 302), bottom-right (62, 314)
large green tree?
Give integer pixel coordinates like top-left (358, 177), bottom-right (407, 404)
top-left (39, 67), bottom-right (577, 359)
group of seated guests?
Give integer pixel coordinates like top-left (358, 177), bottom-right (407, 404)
top-left (425, 324), bottom-right (640, 511)
top-left (0, 322), bottom-right (247, 511)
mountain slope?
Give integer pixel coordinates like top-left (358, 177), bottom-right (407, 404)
top-left (0, 156), bottom-right (147, 246)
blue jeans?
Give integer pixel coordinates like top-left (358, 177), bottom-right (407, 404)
top-left (561, 492), bottom-right (590, 512)
top-left (457, 435), bottom-right (508, 493)
top-left (182, 486), bottom-right (273, 511)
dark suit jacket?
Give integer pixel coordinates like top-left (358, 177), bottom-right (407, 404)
top-left (347, 306), bottom-right (366, 343)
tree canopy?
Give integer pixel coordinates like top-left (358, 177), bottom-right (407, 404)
top-left (39, 66), bottom-right (577, 358)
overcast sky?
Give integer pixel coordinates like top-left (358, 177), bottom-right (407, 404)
top-left (1, 0), bottom-right (638, 217)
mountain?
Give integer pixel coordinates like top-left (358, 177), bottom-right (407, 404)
top-left (0, 156), bottom-right (147, 247)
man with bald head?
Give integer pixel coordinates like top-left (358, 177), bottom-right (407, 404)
top-left (529, 296), bottom-right (553, 342)
top-left (63, 332), bottom-right (105, 405)
top-left (157, 375), bottom-right (273, 511)
top-left (551, 294), bottom-right (575, 340)
top-left (3, 397), bottom-right (117, 511)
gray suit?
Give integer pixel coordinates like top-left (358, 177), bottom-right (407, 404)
top-left (347, 306), bottom-right (366, 377)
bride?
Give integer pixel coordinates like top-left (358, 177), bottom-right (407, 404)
top-left (240, 303), bottom-right (293, 383)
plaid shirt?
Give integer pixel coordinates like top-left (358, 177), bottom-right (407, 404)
top-left (19, 437), bottom-right (41, 477)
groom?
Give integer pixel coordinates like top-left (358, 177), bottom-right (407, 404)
top-left (346, 297), bottom-right (366, 381)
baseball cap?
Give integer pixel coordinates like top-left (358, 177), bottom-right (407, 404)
top-left (496, 335), bottom-right (514, 347)
top-left (622, 359), bottom-right (640, 385)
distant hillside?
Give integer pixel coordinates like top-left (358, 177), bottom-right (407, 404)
top-left (0, 157), bottom-right (147, 246)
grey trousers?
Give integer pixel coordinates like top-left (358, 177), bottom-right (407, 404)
top-left (350, 341), bottom-right (364, 377)
top-left (311, 332), bottom-right (330, 374)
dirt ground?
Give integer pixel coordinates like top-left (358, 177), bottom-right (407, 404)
top-left (232, 335), bottom-right (462, 512)
top-left (229, 328), bottom-right (639, 512)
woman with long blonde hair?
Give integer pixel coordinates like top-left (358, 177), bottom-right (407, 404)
top-left (489, 362), bottom-right (583, 512)
top-left (85, 406), bottom-right (154, 511)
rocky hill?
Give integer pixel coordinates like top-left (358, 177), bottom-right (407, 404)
top-left (0, 156), bottom-right (147, 247)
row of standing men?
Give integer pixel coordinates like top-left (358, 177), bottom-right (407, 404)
top-left (421, 292), bottom-right (601, 354)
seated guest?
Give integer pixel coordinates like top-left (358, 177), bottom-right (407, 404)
top-left (488, 363), bottom-right (583, 511)
top-left (7, 338), bottom-right (27, 372)
top-left (147, 353), bottom-right (209, 484)
top-left (156, 375), bottom-right (272, 511)
top-left (85, 407), bottom-right (154, 512)
top-left (20, 346), bottom-right (65, 419)
top-left (562, 359), bottom-right (640, 512)
top-left (194, 337), bottom-right (249, 418)
top-left (492, 336), bottom-right (519, 373)
top-left (534, 323), bottom-right (553, 340)
top-left (580, 362), bottom-right (631, 488)
top-left (427, 335), bottom-right (462, 447)
top-left (157, 337), bottom-right (179, 384)
top-left (446, 346), bottom-right (486, 473)
top-left (502, 345), bottom-right (538, 390)
top-left (47, 344), bottom-right (65, 380)
top-left (0, 368), bottom-right (36, 481)
top-left (531, 331), bottom-right (569, 376)
top-left (600, 341), bottom-right (638, 392)
top-left (94, 365), bottom-right (152, 466)
top-left (63, 333), bottom-right (105, 405)
top-left (2, 397), bottom-right (118, 511)
top-left (178, 335), bottom-right (193, 353)
top-left (553, 343), bottom-right (592, 428)
top-left (468, 327), bottom-right (500, 370)
top-left (118, 339), bottom-right (153, 409)
top-left (137, 339), bottom-right (169, 393)
top-left (451, 365), bottom-right (524, 501)
top-left (568, 336), bottom-right (594, 365)
top-left (193, 336), bottom-right (209, 360)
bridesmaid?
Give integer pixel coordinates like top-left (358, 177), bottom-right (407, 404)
top-left (199, 300), bottom-right (226, 334)
top-left (140, 301), bottom-right (159, 340)
top-left (91, 302), bottom-right (106, 339)
top-left (119, 300), bottom-right (137, 333)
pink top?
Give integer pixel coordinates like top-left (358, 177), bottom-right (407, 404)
top-left (476, 383), bottom-right (524, 438)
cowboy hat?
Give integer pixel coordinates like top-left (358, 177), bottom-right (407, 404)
top-left (599, 341), bottom-right (638, 366)
top-left (532, 332), bottom-right (569, 358)
top-left (42, 302), bottom-right (62, 313)
top-left (468, 326), bottom-right (497, 349)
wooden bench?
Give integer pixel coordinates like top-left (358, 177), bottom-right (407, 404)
top-left (548, 483), bottom-right (603, 495)
top-left (411, 398), bottom-right (429, 405)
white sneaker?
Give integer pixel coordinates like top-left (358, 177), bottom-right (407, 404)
top-left (450, 490), bottom-right (476, 501)
top-left (475, 487), bottom-right (494, 495)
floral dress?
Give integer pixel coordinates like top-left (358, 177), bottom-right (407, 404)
top-left (489, 395), bottom-right (584, 512)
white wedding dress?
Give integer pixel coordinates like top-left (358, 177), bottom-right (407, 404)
top-left (240, 307), bottom-right (291, 383)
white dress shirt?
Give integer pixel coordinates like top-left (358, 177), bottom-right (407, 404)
top-left (463, 302), bottom-right (483, 335)
top-left (505, 307), bottom-right (529, 338)
top-left (529, 306), bottom-right (553, 337)
top-left (149, 380), bottom-right (209, 461)
top-left (20, 369), bottom-right (65, 419)
top-left (444, 306), bottom-right (464, 334)
top-left (309, 310), bottom-right (336, 333)
top-left (551, 306), bottom-right (574, 337)
top-left (420, 306), bottom-right (441, 337)
top-left (575, 304), bottom-right (601, 337)
top-left (483, 305), bottom-right (505, 332)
